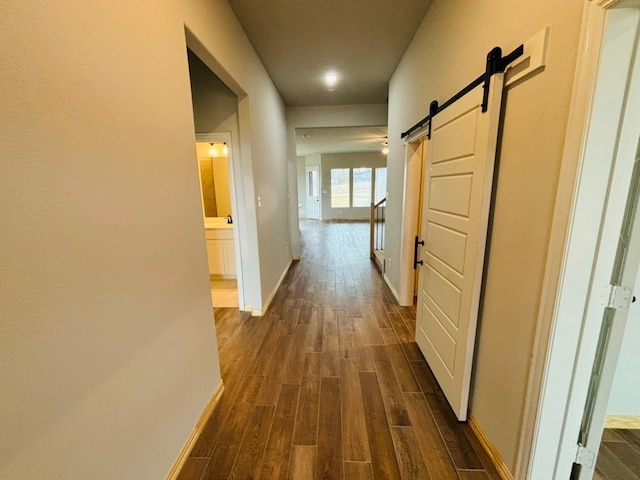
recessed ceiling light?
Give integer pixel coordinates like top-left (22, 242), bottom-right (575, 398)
top-left (323, 71), bottom-right (339, 87)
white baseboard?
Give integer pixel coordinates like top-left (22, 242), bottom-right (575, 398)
top-left (383, 273), bottom-right (401, 303)
top-left (605, 415), bottom-right (640, 429)
top-left (324, 218), bottom-right (369, 222)
top-left (166, 381), bottom-right (224, 480)
top-left (468, 414), bottom-right (514, 480)
top-left (251, 258), bottom-right (292, 316)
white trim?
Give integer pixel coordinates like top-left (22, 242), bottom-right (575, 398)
top-left (504, 27), bottom-right (550, 88)
top-left (166, 382), bottom-right (224, 480)
top-left (403, 126), bottom-right (428, 146)
top-left (561, 11), bottom-right (640, 476)
top-left (251, 258), bottom-right (292, 316)
top-left (196, 132), bottom-right (246, 311)
top-left (383, 272), bottom-right (401, 303)
top-left (517, 2), bottom-right (609, 475)
top-left (397, 136), bottom-right (426, 306)
top-left (527, 2), bottom-right (640, 478)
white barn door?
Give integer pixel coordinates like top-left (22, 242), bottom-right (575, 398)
top-left (415, 75), bottom-right (504, 420)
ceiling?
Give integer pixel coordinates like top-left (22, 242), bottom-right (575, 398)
top-left (228, 0), bottom-right (432, 107)
top-left (296, 126), bottom-right (388, 156)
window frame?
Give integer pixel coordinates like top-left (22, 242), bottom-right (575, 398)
top-left (330, 167), bottom-right (351, 208)
top-left (329, 165), bottom-right (387, 209)
top-left (352, 167), bottom-right (373, 208)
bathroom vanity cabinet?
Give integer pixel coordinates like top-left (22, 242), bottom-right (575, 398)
top-left (205, 224), bottom-right (236, 278)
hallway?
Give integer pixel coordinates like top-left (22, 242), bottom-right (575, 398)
top-left (178, 221), bottom-right (501, 480)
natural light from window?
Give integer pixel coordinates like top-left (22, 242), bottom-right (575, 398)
top-left (353, 168), bottom-right (372, 207)
top-left (375, 167), bottom-right (387, 204)
top-left (331, 168), bottom-right (350, 208)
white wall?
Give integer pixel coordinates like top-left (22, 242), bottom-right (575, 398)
top-left (286, 104), bottom-right (388, 256)
top-left (608, 266), bottom-right (640, 415)
top-left (306, 154), bottom-right (322, 167)
top-left (0, 1), bottom-right (289, 479)
top-left (386, 0), bottom-right (583, 471)
top-left (297, 156), bottom-right (306, 219)
top-left (188, 49), bottom-right (239, 135)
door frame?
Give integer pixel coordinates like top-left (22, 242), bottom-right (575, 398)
top-left (305, 165), bottom-right (321, 220)
top-left (196, 132), bottom-right (245, 311)
top-left (525, 1), bottom-right (640, 478)
top-left (398, 131), bottom-right (428, 306)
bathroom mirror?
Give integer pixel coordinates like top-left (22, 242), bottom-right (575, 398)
top-left (196, 142), bottom-right (233, 218)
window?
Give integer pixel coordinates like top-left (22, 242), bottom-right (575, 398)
top-left (329, 165), bottom-right (387, 209)
top-left (308, 170), bottom-right (318, 198)
top-left (375, 167), bottom-right (387, 204)
top-left (331, 168), bottom-right (350, 208)
top-left (352, 168), bottom-right (372, 207)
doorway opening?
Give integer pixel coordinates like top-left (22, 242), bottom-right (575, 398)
top-left (305, 165), bottom-right (320, 220)
top-left (294, 126), bottom-right (388, 259)
top-left (187, 48), bottom-right (245, 310)
top-left (586, 135), bottom-right (640, 479)
top-left (528, 4), bottom-right (640, 478)
top-left (398, 136), bottom-right (427, 307)
top-left (195, 136), bottom-right (241, 308)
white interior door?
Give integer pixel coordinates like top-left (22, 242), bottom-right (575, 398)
top-left (576, 151), bottom-right (640, 480)
top-left (306, 166), bottom-right (320, 220)
top-left (415, 74), bottom-right (504, 420)
top-left (527, 7), bottom-right (640, 477)
top-left (572, 14), bottom-right (640, 476)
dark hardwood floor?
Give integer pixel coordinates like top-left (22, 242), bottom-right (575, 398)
top-left (177, 220), bottom-right (502, 480)
top-left (595, 429), bottom-right (640, 480)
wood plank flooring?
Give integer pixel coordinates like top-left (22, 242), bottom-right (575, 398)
top-left (178, 221), bottom-right (502, 480)
top-left (595, 429), bottom-right (640, 479)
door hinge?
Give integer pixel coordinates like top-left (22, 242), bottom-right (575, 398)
top-left (599, 284), bottom-right (632, 309)
top-left (574, 443), bottom-right (596, 468)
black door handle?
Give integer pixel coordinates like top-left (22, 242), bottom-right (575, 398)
top-left (414, 236), bottom-right (425, 270)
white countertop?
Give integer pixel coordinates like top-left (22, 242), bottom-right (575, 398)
top-left (204, 217), bottom-right (234, 230)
